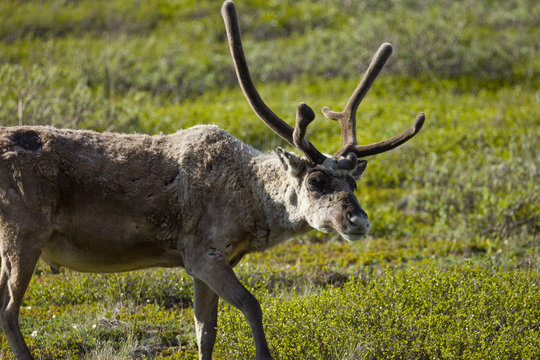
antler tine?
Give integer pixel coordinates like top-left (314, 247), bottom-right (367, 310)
top-left (293, 103), bottom-right (321, 164)
top-left (323, 43), bottom-right (393, 148)
top-left (221, 0), bottom-right (326, 164)
top-left (335, 112), bottom-right (425, 158)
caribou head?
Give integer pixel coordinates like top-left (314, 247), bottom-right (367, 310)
top-left (222, 0), bottom-right (425, 241)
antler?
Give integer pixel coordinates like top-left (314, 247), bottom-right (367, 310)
top-left (221, 0), bottom-right (326, 165)
top-left (322, 43), bottom-right (425, 163)
top-left (222, 0), bottom-right (425, 169)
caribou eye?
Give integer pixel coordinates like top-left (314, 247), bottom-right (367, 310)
top-left (307, 176), bottom-right (320, 188)
top-left (306, 173), bottom-right (331, 195)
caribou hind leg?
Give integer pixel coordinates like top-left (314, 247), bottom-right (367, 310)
top-left (193, 278), bottom-right (219, 360)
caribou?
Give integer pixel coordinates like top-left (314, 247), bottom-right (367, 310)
top-left (0, 1), bottom-right (425, 359)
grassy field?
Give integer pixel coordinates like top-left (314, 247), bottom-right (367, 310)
top-left (0, 0), bottom-right (539, 359)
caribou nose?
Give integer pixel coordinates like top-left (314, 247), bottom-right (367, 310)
top-left (346, 211), bottom-right (369, 235)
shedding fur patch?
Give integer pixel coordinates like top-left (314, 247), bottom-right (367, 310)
top-left (9, 130), bottom-right (43, 152)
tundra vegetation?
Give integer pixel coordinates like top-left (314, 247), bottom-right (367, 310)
top-left (0, 0), bottom-right (539, 359)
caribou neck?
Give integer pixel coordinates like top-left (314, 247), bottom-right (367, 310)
top-left (246, 153), bottom-right (311, 251)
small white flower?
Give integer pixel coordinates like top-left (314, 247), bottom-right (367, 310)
top-left (72, 325), bottom-right (77, 330)
top-left (31, 331), bottom-right (38, 338)
top-left (92, 324), bottom-right (97, 329)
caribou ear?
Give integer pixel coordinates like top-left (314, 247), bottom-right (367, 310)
top-left (350, 160), bottom-right (367, 180)
top-left (276, 147), bottom-right (308, 177)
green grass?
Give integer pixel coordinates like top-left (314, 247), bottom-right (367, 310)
top-left (1, 0), bottom-right (539, 359)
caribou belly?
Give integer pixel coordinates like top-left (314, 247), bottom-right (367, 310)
top-left (41, 230), bottom-right (184, 273)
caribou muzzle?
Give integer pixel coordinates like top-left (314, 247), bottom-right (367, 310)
top-left (328, 193), bottom-right (369, 241)
top-left (342, 209), bottom-right (369, 240)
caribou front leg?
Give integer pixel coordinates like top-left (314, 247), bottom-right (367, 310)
top-left (187, 255), bottom-right (273, 360)
top-left (0, 229), bottom-right (46, 360)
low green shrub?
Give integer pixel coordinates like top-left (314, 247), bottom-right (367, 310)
top-left (216, 263), bottom-right (540, 360)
